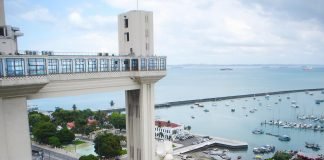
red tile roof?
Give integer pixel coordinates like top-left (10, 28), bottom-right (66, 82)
top-left (155, 120), bottom-right (180, 128)
top-left (67, 122), bottom-right (75, 129)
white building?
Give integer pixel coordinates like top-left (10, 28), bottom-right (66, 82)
top-left (118, 10), bottom-right (154, 56)
top-left (155, 120), bottom-right (184, 141)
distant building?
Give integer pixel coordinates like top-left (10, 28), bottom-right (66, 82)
top-left (87, 117), bottom-right (98, 126)
top-left (154, 120), bottom-right (184, 141)
top-left (67, 122), bottom-right (75, 130)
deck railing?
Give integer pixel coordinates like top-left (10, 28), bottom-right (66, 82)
top-left (0, 53), bottom-right (166, 78)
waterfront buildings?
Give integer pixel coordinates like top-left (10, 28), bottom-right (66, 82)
top-left (155, 120), bottom-right (185, 141)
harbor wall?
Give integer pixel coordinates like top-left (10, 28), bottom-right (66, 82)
top-left (103, 88), bottom-right (324, 113)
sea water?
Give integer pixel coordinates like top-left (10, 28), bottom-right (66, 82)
top-left (30, 65), bottom-right (324, 158)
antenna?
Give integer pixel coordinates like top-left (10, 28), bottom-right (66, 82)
top-left (137, 0), bottom-right (139, 10)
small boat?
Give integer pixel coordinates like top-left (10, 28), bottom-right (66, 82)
top-left (265, 95), bottom-right (270, 99)
top-left (287, 96), bottom-right (291, 99)
top-left (225, 103), bottom-right (229, 107)
top-left (212, 103), bottom-right (217, 106)
top-left (291, 101), bottom-right (297, 104)
top-left (191, 116), bottom-right (195, 119)
top-left (250, 110), bottom-right (255, 113)
top-left (198, 104), bottom-right (204, 107)
top-left (310, 93), bottom-right (314, 96)
top-left (204, 109), bottom-right (209, 112)
top-left (190, 106), bottom-right (194, 109)
top-left (278, 98), bottom-right (282, 102)
top-left (252, 129), bottom-right (264, 134)
top-left (305, 142), bottom-right (320, 150)
top-left (242, 107), bottom-right (246, 109)
top-left (278, 135), bottom-right (291, 141)
top-left (231, 109), bottom-right (235, 112)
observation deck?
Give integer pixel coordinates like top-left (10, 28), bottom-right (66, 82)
top-left (0, 51), bottom-right (166, 98)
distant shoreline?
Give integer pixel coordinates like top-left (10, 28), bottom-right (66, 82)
top-left (101, 87), bottom-right (324, 113)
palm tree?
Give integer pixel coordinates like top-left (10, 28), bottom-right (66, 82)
top-left (110, 100), bottom-right (115, 107)
top-left (72, 104), bottom-right (77, 111)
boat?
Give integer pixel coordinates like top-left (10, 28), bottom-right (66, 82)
top-left (212, 103), bottom-right (217, 106)
top-left (225, 103), bottom-right (229, 107)
top-left (250, 110), bottom-right (255, 113)
top-left (287, 96), bottom-right (291, 99)
top-left (265, 94), bottom-right (270, 100)
top-left (252, 129), bottom-right (264, 134)
top-left (303, 66), bottom-right (313, 71)
top-left (191, 116), bottom-right (195, 119)
top-left (220, 68), bottom-right (233, 71)
top-left (278, 135), bottom-right (291, 141)
top-left (231, 109), bottom-right (235, 112)
top-left (198, 104), bottom-right (204, 107)
top-left (204, 109), bottom-right (209, 112)
top-left (305, 142), bottom-right (320, 150)
top-left (190, 106), bottom-right (194, 109)
top-left (253, 145), bottom-right (275, 154)
top-left (291, 101), bottom-right (297, 104)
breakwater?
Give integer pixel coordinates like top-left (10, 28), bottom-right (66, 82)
top-left (103, 88), bottom-right (324, 113)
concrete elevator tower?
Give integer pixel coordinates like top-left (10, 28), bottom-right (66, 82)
top-left (0, 1), bottom-right (166, 159)
top-left (0, 0), bottom-right (23, 55)
top-left (118, 10), bottom-right (160, 160)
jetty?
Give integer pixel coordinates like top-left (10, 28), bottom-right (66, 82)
top-left (103, 88), bottom-right (324, 113)
top-left (173, 136), bottom-right (248, 155)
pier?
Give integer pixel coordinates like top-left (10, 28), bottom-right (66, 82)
top-left (103, 88), bottom-right (324, 113)
top-left (173, 135), bottom-right (248, 155)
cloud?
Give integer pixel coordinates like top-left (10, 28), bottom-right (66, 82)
top-left (20, 7), bottom-right (56, 23)
top-left (7, 0), bottom-right (324, 64)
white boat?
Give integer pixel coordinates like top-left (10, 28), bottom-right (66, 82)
top-left (212, 103), bottom-right (217, 106)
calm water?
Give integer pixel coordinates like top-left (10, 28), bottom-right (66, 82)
top-left (30, 65), bottom-right (324, 158)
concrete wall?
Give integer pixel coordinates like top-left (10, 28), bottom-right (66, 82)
top-left (118, 10), bottom-right (154, 56)
top-left (0, 97), bottom-right (32, 160)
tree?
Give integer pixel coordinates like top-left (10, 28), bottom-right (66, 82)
top-left (79, 154), bottom-right (98, 160)
top-left (109, 112), bottom-right (126, 130)
top-left (94, 133), bottom-right (123, 158)
top-left (110, 100), bottom-right (115, 107)
top-left (48, 136), bottom-right (61, 148)
top-left (72, 104), bottom-right (77, 111)
top-left (32, 121), bottom-right (57, 144)
top-left (28, 112), bottom-right (50, 128)
top-left (56, 128), bottom-right (75, 145)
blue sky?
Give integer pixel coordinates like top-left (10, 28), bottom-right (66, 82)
top-left (4, 0), bottom-right (324, 65)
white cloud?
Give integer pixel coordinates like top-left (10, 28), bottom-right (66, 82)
top-left (20, 7), bottom-right (56, 23)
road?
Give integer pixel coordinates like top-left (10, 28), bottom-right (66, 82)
top-left (32, 145), bottom-right (78, 160)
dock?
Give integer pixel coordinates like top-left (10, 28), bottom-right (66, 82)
top-left (102, 88), bottom-right (324, 113)
top-left (173, 136), bottom-right (248, 155)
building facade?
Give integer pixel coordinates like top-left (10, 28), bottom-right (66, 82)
top-left (155, 120), bottom-right (184, 141)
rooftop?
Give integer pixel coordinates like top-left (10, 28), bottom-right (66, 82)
top-left (155, 120), bottom-right (181, 128)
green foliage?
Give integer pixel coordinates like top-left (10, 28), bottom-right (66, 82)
top-left (265, 151), bottom-right (293, 160)
top-left (94, 133), bottom-right (123, 158)
top-left (52, 108), bottom-right (95, 134)
top-left (94, 110), bottom-right (107, 126)
top-left (79, 154), bottom-right (99, 160)
top-left (28, 112), bottom-right (50, 128)
top-left (109, 112), bottom-right (126, 130)
top-left (48, 136), bottom-right (61, 148)
top-left (32, 121), bottom-right (57, 144)
top-left (57, 128), bottom-right (75, 145)
top-left (73, 140), bottom-right (86, 145)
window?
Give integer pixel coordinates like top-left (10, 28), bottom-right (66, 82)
top-left (124, 32), bottom-right (129, 42)
top-left (6, 58), bottom-right (25, 77)
top-left (88, 59), bottom-right (97, 72)
top-left (28, 58), bottom-right (46, 76)
top-left (124, 18), bottom-right (128, 28)
top-left (0, 27), bottom-right (4, 36)
top-left (145, 15), bottom-right (149, 23)
top-left (48, 59), bottom-right (59, 74)
top-left (0, 59), bottom-right (3, 77)
top-left (111, 59), bottom-right (120, 72)
top-left (131, 59), bottom-right (138, 71)
top-left (148, 58), bottom-right (157, 71)
top-left (145, 29), bottom-right (149, 37)
top-left (160, 58), bottom-right (166, 70)
top-left (122, 59), bottom-right (130, 71)
top-left (141, 58), bottom-right (147, 71)
top-left (61, 59), bottom-right (72, 73)
top-left (100, 59), bottom-right (109, 72)
top-left (75, 59), bottom-right (85, 73)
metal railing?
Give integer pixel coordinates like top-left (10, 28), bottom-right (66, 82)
top-left (0, 53), bottom-right (166, 78)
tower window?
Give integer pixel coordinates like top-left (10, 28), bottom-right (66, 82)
top-left (124, 19), bottom-right (128, 28)
top-left (0, 27), bottom-right (4, 36)
top-left (124, 32), bottom-right (129, 42)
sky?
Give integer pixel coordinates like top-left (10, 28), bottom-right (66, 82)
top-left (4, 0), bottom-right (324, 65)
